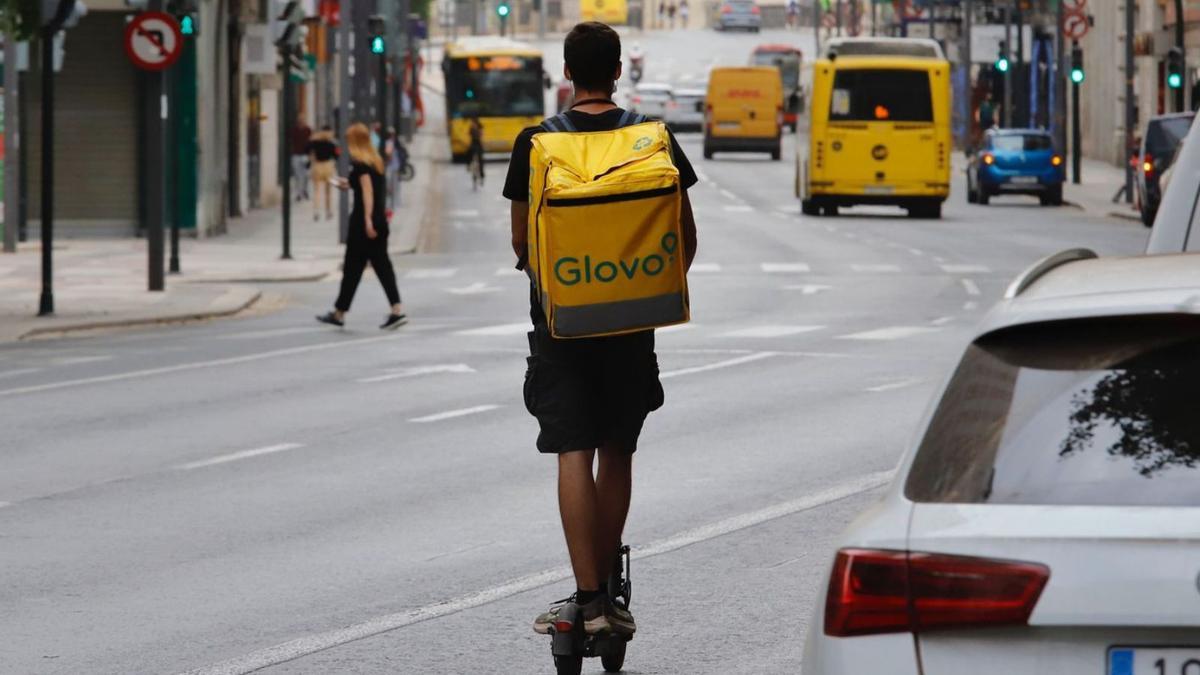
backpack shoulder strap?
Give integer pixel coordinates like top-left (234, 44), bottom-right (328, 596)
top-left (540, 113), bottom-right (578, 133)
top-left (617, 110), bottom-right (649, 127)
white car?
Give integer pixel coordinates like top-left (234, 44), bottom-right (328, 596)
top-left (664, 88), bottom-right (706, 132)
top-left (629, 83), bottom-right (673, 121)
top-left (803, 249), bottom-right (1200, 675)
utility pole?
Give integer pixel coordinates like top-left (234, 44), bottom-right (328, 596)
top-left (835, 0), bottom-right (841, 37)
top-left (537, 0), bottom-right (546, 39)
top-left (337, 0), bottom-right (351, 244)
top-left (962, 0), bottom-right (972, 149)
top-left (1014, 2), bottom-right (1023, 127)
top-left (144, 0), bottom-right (167, 293)
top-left (3, 37), bottom-right (18, 253)
top-left (277, 2), bottom-right (304, 260)
top-left (1071, 41), bottom-right (1083, 184)
top-left (1124, 0), bottom-right (1134, 202)
top-left (1174, 0), bottom-right (1185, 112)
top-left (814, 0), bottom-right (822, 56)
top-left (1055, 0), bottom-right (1066, 154)
top-left (1003, 4), bottom-right (1012, 128)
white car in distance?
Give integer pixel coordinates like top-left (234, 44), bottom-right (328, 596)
top-left (628, 83), bottom-right (673, 121)
top-left (803, 249), bottom-right (1200, 675)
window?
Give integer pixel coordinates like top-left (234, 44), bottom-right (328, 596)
top-left (829, 69), bottom-right (932, 122)
top-left (990, 134), bottom-right (1053, 152)
top-left (1145, 116), bottom-right (1193, 157)
top-left (447, 57), bottom-right (544, 118)
top-left (906, 316), bottom-right (1200, 506)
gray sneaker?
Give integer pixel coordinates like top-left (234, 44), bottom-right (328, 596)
top-left (532, 594), bottom-right (611, 635)
top-left (606, 598), bottom-right (636, 635)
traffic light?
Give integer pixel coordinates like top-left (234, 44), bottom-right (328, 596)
top-left (275, 1), bottom-right (304, 49)
top-left (497, 1), bottom-right (511, 18)
top-left (368, 14), bottom-right (386, 55)
top-left (995, 40), bottom-right (1010, 73)
top-left (1070, 41), bottom-right (1084, 84)
top-left (371, 35), bottom-right (385, 54)
top-left (1167, 46), bottom-right (1185, 90)
top-left (167, 0), bottom-right (198, 35)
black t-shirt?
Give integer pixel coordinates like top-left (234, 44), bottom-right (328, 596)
top-left (350, 161), bottom-right (388, 235)
top-left (308, 139), bottom-right (338, 162)
top-left (502, 108), bottom-right (699, 327)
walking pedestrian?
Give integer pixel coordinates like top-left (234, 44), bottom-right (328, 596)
top-left (667, 1), bottom-right (676, 28)
top-left (384, 127), bottom-right (401, 208)
top-left (316, 122), bottom-right (407, 330)
top-left (679, 0), bottom-right (689, 28)
top-left (290, 113), bottom-right (312, 201)
top-left (504, 21), bottom-right (699, 638)
top-left (657, 0), bottom-right (666, 28)
top-left (307, 125), bottom-right (339, 221)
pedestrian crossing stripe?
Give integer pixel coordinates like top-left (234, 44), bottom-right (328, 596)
top-left (406, 268), bottom-right (458, 279)
top-left (838, 326), bottom-right (940, 341)
top-left (761, 262), bottom-right (811, 273)
top-left (719, 325), bottom-right (825, 338)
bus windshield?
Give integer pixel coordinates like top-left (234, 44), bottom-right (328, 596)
top-left (828, 68), bottom-right (932, 122)
top-left (752, 51), bottom-right (801, 89)
top-left (446, 55), bottom-right (544, 118)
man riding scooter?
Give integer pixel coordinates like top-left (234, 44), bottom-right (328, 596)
top-left (628, 43), bottom-right (645, 85)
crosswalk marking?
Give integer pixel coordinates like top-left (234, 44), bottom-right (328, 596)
top-left (960, 278), bottom-right (982, 296)
top-left (406, 268), bottom-right (458, 279)
top-left (761, 262), bottom-right (811, 273)
top-left (720, 325), bottom-right (825, 338)
top-left (866, 378), bottom-right (922, 393)
top-left (448, 209), bottom-right (480, 218)
top-left (410, 404), bottom-right (501, 423)
top-left (850, 264), bottom-right (901, 273)
top-left (689, 263), bottom-right (722, 273)
top-left (454, 323), bottom-right (530, 336)
top-left (941, 264), bottom-right (991, 274)
top-left (782, 283), bottom-right (832, 295)
top-left (839, 326), bottom-right (940, 341)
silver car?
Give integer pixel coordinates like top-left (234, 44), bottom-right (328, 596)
top-left (715, 0), bottom-right (761, 32)
top-left (663, 88), bottom-right (705, 132)
top-left (803, 249), bottom-right (1200, 674)
top-left (628, 83), bottom-right (673, 121)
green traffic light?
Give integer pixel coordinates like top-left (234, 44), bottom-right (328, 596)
top-left (1070, 68), bottom-right (1084, 84)
top-left (180, 15), bottom-right (195, 35)
top-left (371, 36), bottom-right (385, 54)
top-left (996, 58), bottom-right (1009, 73)
top-left (1169, 72), bottom-right (1183, 89)
top-left (497, 3), bottom-right (510, 16)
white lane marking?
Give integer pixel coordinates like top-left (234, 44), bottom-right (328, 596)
top-left (659, 351), bottom-right (777, 379)
top-left (930, 316), bottom-right (954, 326)
top-left (761, 262), bottom-right (811, 273)
top-left (851, 264), bottom-right (901, 273)
top-left (0, 334), bottom-right (404, 399)
top-left (963, 301), bottom-right (979, 311)
top-left (866, 378), bottom-right (922, 393)
top-left (454, 323), bottom-right (530, 336)
top-left (722, 205), bottom-right (755, 213)
top-left (218, 327), bottom-right (326, 340)
top-left (0, 368), bottom-right (42, 380)
top-left (782, 283), bottom-right (832, 295)
top-left (694, 169), bottom-right (710, 182)
top-left (358, 364), bottom-right (476, 383)
top-left (656, 323), bottom-right (696, 333)
top-left (405, 268), bottom-right (458, 279)
top-left (178, 471), bottom-right (892, 675)
top-left (0, 501), bottom-right (10, 509)
top-left (942, 264), bottom-right (991, 274)
top-left (49, 355), bottom-right (114, 366)
top-left (410, 404), bottom-right (501, 423)
top-left (718, 188), bottom-right (740, 201)
top-left (907, 248), bottom-right (925, 256)
top-left (447, 209), bottom-right (479, 218)
top-left (839, 326), bottom-right (940, 341)
top-left (688, 263), bottom-right (722, 273)
top-left (447, 282), bottom-right (502, 295)
top-left (719, 325), bottom-right (824, 339)
top-left (960, 278), bottom-right (982, 296)
top-left (495, 267), bottom-right (525, 277)
top-left (178, 443), bottom-right (304, 471)
top-left (932, 255), bottom-right (947, 263)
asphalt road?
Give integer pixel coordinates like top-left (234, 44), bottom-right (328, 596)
top-left (0, 28), bottom-right (1149, 675)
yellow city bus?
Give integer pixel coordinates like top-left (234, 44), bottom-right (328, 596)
top-left (442, 37), bottom-right (546, 162)
top-left (580, 0), bottom-right (629, 25)
top-left (797, 38), bottom-right (951, 219)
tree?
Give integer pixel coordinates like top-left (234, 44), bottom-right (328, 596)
top-left (1, 0), bottom-right (42, 40)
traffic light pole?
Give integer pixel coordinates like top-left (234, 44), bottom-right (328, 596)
top-left (146, 0), bottom-right (167, 292)
top-left (281, 46), bottom-right (293, 260)
top-left (39, 27), bottom-right (56, 314)
top-left (1175, 0), bottom-right (1186, 112)
top-left (1003, 5), bottom-right (1012, 128)
top-left (1071, 40), bottom-right (1082, 185)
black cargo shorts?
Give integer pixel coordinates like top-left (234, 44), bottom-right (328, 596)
top-left (523, 325), bottom-right (665, 454)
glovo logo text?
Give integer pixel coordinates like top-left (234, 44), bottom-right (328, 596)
top-left (555, 233), bottom-right (678, 286)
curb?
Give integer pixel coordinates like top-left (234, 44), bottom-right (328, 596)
top-left (17, 290), bottom-right (263, 342)
top-left (182, 271), bottom-right (331, 284)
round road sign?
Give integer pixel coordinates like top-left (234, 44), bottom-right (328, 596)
top-left (1063, 0), bottom-right (1086, 10)
top-left (124, 11), bottom-right (183, 72)
top-left (1063, 8), bottom-right (1089, 41)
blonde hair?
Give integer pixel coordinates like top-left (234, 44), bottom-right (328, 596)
top-left (346, 123), bottom-right (384, 174)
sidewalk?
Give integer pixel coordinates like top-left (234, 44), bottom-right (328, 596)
top-left (1062, 157), bottom-right (1142, 223)
top-left (0, 132), bottom-right (439, 343)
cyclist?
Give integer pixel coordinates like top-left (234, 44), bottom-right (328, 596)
top-left (467, 115), bottom-right (485, 186)
top-left (503, 22), bottom-right (698, 636)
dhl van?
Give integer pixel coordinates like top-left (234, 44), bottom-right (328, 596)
top-left (797, 37), bottom-right (951, 218)
top-left (703, 66), bottom-right (784, 160)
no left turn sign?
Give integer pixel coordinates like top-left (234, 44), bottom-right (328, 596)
top-left (1063, 8), bottom-right (1089, 41)
top-left (124, 11), bottom-right (183, 72)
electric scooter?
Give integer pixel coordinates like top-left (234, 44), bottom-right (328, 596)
top-left (549, 545), bottom-right (633, 675)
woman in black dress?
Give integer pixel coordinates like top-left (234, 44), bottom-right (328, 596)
top-left (316, 122), bottom-right (406, 330)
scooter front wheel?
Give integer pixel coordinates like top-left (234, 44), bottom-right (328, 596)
top-left (554, 655), bottom-right (583, 675)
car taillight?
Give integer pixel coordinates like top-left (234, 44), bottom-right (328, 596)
top-left (1051, 154), bottom-right (1063, 166)
top-left (750, 4), bottom-right (761, 13)
top-left (720, 4), bottom-right (732, 13)
top-left (777, 105), bottom-right (784, 127)
top-left (982, 153), bottom-right (995, 165)
top-left (824, 549), bottom-right (1049, 638)
top-left (1143, 157), bottom-right (1154, 174)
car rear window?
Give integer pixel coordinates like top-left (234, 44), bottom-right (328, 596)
top-left (829, 69), bottom-right (932, 122)
top-left (1146, 116), bottom-right (1193, 156)
top-left (991, 134), bottom-right (1053, 152)
top-left (905, 316), bottom-right (1200, 507)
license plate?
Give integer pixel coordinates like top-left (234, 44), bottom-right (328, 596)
top-left (1009, 175), bottom-right (1039, 184)
top-left (864, 185), bottom-right (894, 195)
top-left (717, 121), bottom-right (740, 129)
top-left (1108, 646), bottom-right (1200, 674)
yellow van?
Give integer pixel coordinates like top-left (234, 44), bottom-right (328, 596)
top-left (797, 38), bottom-right (951, 218)
top-left (704, 66), bottom-right (783, 160)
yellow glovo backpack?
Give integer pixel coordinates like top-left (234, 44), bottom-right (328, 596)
top-left (528, 111), bottom-right (690, 339)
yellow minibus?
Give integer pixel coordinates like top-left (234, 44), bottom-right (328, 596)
top-left (442, 37), bottom-right (545, 162)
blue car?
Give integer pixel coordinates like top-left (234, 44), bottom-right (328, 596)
top-left (967, 129), bottom-right (1065, 206)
